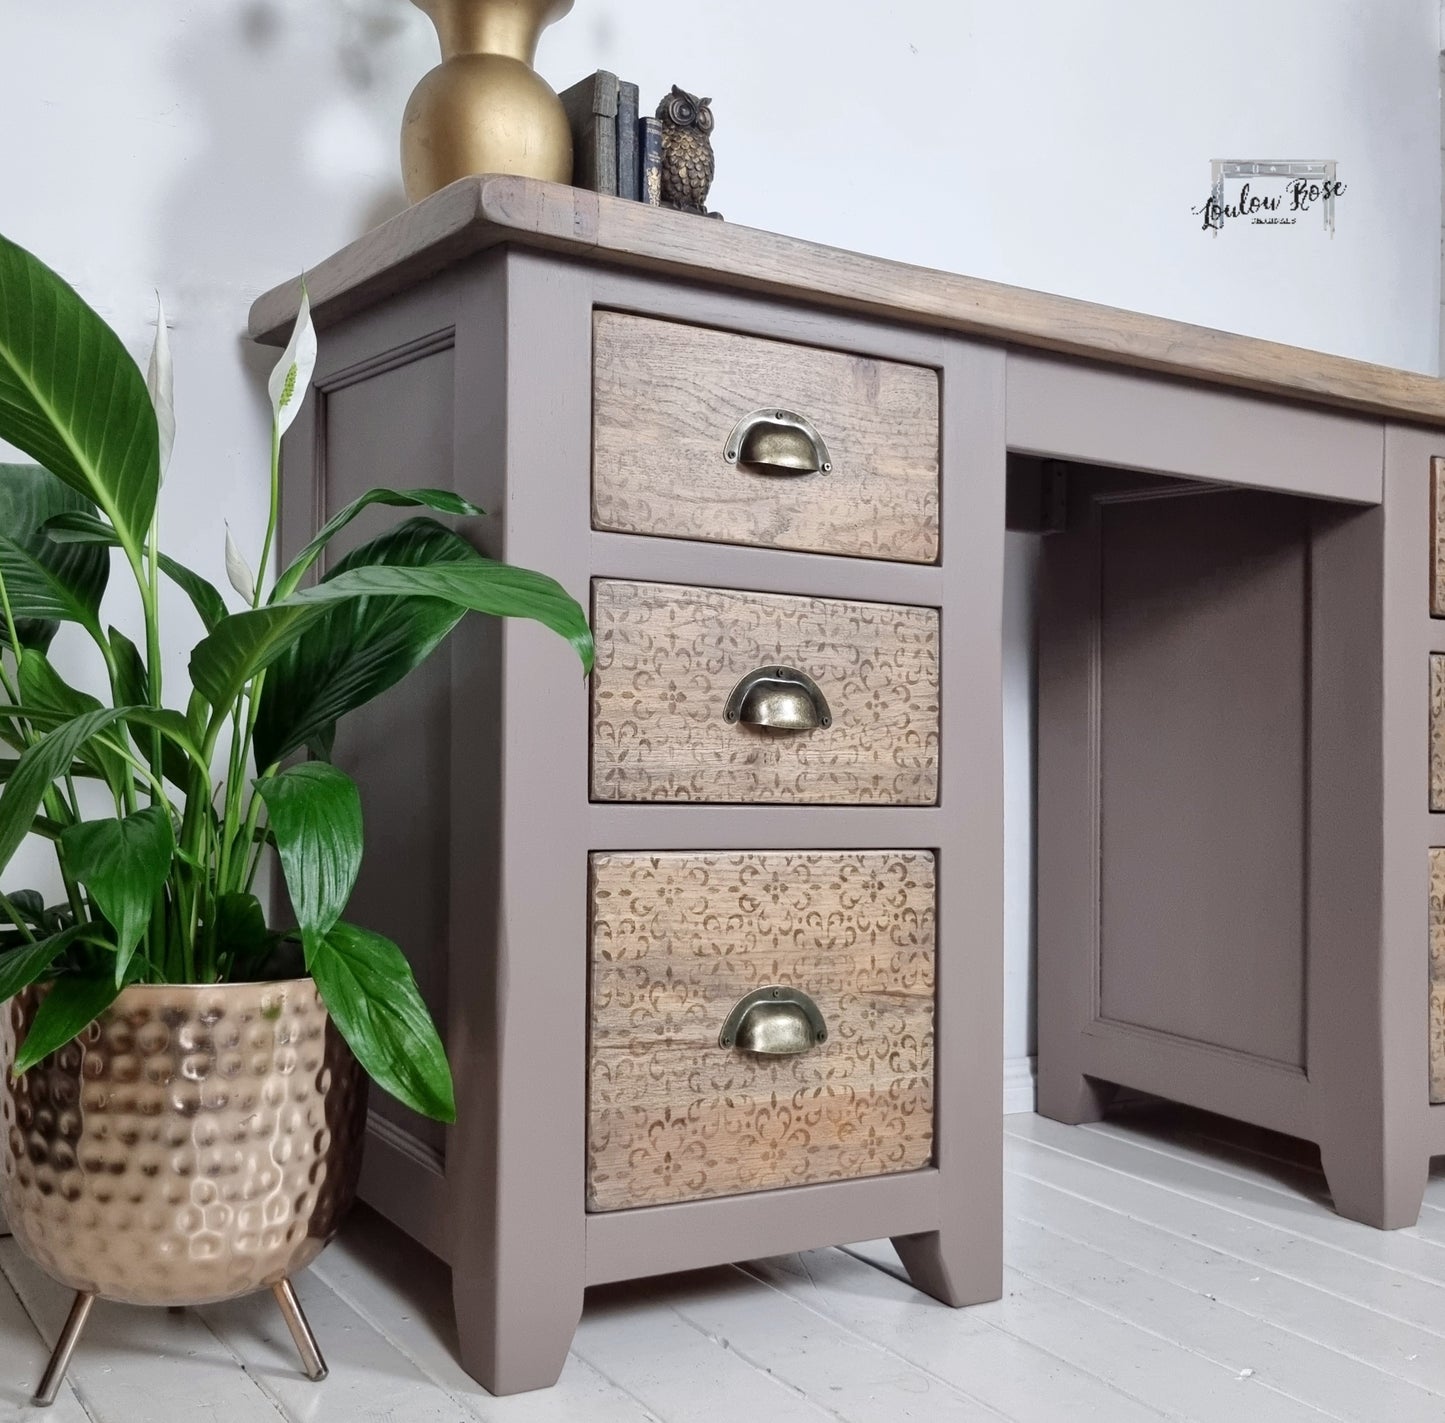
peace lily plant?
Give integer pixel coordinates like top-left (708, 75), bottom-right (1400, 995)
top-left (0, 234), bottom-right (592, 1121)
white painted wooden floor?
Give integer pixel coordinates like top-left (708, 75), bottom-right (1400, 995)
top-left (4, 1106), bottom-right (1445, 1421)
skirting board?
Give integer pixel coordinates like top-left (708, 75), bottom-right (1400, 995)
top-left (1004, 1055), bottom-right (1038, 1115)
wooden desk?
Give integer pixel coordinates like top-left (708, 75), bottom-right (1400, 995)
top-left (251, 178), bottom-right (1445, 1395)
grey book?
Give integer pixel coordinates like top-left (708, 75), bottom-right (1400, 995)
top-left (616, 81), bottom-right (640, 201)
top-left (638, 116), bottom-right (664, 206)
top-left (559, 70), bottom-right (619, 196)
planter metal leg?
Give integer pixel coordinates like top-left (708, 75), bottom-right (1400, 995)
top-left (32, 1290), bottom-right (95, 1408)
top-left (272, 1277), bottom-right (327, 1382)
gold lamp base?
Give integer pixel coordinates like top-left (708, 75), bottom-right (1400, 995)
top-left (402, 0), bottom-right (575, 204)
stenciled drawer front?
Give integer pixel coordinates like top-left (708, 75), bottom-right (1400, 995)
top-left (590, 579), bottom-right (940, 804)
top-left (587, 849), bottom-right (936, 1211)
top-left (592, 311), bottom-right (940, 563)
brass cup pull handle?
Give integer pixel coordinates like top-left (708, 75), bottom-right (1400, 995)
top-left (724, 666), bottom-right (832, 732)
top-left (719, 987), bottom-right (829, 1055)
top-left (723, 408), bottom-right (833, 475)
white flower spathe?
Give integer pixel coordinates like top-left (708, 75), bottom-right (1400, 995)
top-left (267, 287), bottom-right (317, 439)
top-left (147, 292), bottom-right (175, 481)
top-left (224, 524), bottom-right (256, 604)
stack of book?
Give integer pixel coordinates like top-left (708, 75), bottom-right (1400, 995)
top-left (559, 72), bottom-right (662, 205)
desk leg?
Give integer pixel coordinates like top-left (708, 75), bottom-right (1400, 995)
top-left (443, 255), bottom-right (592, 1393)
top-left (1035, 490), bottom-right (1118, 1130)
top-left (891, 1229), bottom-right (999, 1307)
top-left (1036, 1069), bottom-right (1118, 1125)
top-left (1313, 472), bottom-right (1428, 1234)
top-left (1318, 1139), bottom-right (1427, 1231)
top-left (446, 635), bottom-right (589, 1394)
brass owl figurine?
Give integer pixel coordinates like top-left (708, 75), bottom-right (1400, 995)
top-left (657, 86), bottom-right (718, 217)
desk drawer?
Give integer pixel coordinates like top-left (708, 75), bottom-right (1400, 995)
top-left (590, 579), bottom-right (940, 804)
top-left (592, 312), bottom-right (940, 563)
top-left (586, 849), bottom-right (936, 1211)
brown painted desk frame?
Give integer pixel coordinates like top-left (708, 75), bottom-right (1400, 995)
top-left (252, 177), bottom-right (1445, 1394)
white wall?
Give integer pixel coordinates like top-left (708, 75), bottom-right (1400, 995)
top-left (3, 0), bottom-right (1440, 1107)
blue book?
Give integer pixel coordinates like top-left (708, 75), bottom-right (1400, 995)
top-left (639, 116), bottom-right (663, 206)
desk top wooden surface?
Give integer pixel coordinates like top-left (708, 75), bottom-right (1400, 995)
top-left (249, 175), bottom-right (1445, 428)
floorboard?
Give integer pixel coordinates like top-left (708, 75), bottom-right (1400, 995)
top-left (642, 1263), bottom-right (1007, 1421)
top-left (745, 1249), bottom-right (1172, 1422)
top-left (1, 1111), bottom-right (1438, 1422)
top-left (1008, 1128), bottom-right (1445, 1338)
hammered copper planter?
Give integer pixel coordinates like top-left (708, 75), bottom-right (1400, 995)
top-left (0, 978), bottom-right (367, 1404)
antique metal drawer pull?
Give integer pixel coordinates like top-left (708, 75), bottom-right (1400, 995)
top-left (724, 666), bottom-right (832, 732)
top-left (719, 987), bottom-right (829, 1055)
top-left (723, 408), bottom-right (833, 475)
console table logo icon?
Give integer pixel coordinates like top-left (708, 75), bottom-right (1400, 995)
top-left (1193, 159), bottom-right (1344, 234)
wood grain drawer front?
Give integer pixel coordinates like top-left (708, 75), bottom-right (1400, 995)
top-left (590, 580), bottom-right (941, 804)
top-left (587, 850), bottom-right (936, 1211)
top-left (592, 311), bottom-right (941, 563)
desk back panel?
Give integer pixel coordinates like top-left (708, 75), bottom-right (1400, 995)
top-left (1096, 489), bottom-right (1309, 1067)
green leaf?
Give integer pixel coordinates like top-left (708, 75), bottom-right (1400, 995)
top-left (191, 517), bottom-right (592, 715)
top-left (158, 554), bottom-right (228, 632)
top-left (0, 707), bottom-right (132, 875)
top-left (311, 921), bottom-right (455, 1122)
top-left (100, 628), bottom-right (199, 789)
top-left (0, 463), bottom-right (108, 650)
top-left (0, 924), bottom-right (86, 1002)
top-left (17, 652), bottom-right (129, 800)
top-left (305, 559), bottom-right (594, 673)
top-left (185, 688), bottom-right (209, 746)
top-left (43, 511), bottom-right (227, 632)
top-left (0, 714), bottom-right (23, 753)
top-left (187, 605), bottom-right (311, 714)
top-left (14, 970), bottom-right (123, 1073)
top-left (109, 627), bottom-right (194, 792)
top-left (305, 725), bottom-right (336, 763)
top-left (109, 624), bottom-right (147, 709)
top-left (208, 890), bottom-right (274, 977)
top-left (255, 762), bottom-right (361, 952)
top-left (2, 888), bottom-right (46, 928)
top-left (0, 234), bottom-right (159, 562)
top-left (274, 486), bottom-right (483, 600)
top-left (60, 806), bottom-right (173, 982)
top-left (122, 707), bottom-right (208, 785)
top-left (0, 893), bottom-right (72, 949)
top-left (255, 518), bottom-right (475, 767)
top-left (18, 650), bottom-right (101, 718)
top-left (41, 510), bottom-right (109, 543)
top-left (0, 758), bottom-right (107, 785)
